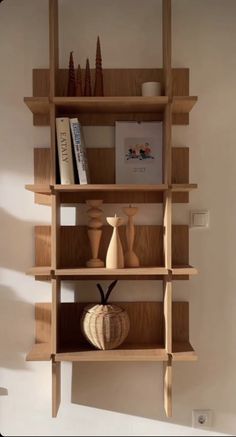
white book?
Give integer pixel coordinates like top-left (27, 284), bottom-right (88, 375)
top-left (56, 118), bottom-right (75, 184)
top-left (70, 118), bottom-right (89, 184)
top-left (115, 121), bottom-right (163, 185)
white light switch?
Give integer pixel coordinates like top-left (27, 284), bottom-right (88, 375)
top-left (190, 210), bottom-right (209, 228)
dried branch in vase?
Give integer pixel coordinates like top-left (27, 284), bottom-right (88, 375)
top-left (67, 51), bottom-right (76, 96)
top-left (76, 64), bottom-right (83, 96)
top-left (94, 36), bottom-right (104, 96)
top-left (84, 58), bottom-right (92, 96)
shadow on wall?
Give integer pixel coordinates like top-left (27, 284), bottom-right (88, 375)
top-left (0, 387), bottom-right (8, 396)
top-left (71, 362), bottom-right (166, 421)
top-left (0, 207), bottom-right (33, 273)
top-left (0, 284), bottom-right (33, 370)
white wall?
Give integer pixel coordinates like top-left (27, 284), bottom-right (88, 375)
top-left (0, 0), bottom-right (235, 435)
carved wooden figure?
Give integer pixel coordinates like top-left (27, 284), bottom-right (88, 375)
top-left (84, 58), bottom-right (92, 96)
top-left (106, 215), bottom-right (124, 269)
top-left (123, 205), bottom-right (140, 268)
top-left (76, 64), bottom-right (83, 96)
top-left (86, 200), bottom-right (104, 268)
top-left (67, 51), bottom-right (76, 96)
top-left (94, 36), bottom-right (104, 96)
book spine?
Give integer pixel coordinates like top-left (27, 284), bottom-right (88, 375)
top-left (56, 118), bottom-right (75, 184)
top-left (70, 118), bottom-right (89, 184)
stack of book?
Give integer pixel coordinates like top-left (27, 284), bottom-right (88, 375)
top-left (56, 117), bottom-right (90, 184)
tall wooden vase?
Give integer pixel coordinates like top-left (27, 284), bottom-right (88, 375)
top-left (106, 216), bottom-right (124, 269)
top-left (123, 205), bottom-right (140, 267)
top-left (86, 200), bottom-right (104, 268)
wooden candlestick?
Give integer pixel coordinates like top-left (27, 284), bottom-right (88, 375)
top-left (84, 58), bottom-right (92, 96)
top-left (76, 64), bottom-right (83, 96)
top-left (67, 51), bottom-right (76, 96)
top-left (123, 205), bottom-right (140, 267)
top-left (106, 215), bottom-right (124, 269)
top-left (86, 200), bottom-right (104, 268)
top-left (94, 36), bottom-right (104, 96)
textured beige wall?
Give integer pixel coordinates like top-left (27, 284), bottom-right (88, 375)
top-left (0, 0), bottom-right (235, 435)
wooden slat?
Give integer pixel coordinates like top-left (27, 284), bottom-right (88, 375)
top-left (164, 356), bottom-right (172, 417)
top-left (172, 96), bottom-right (197, 113)
top-left (172, 342), bottom-right (198, 361)
top-left (26, 343), bottom-right (51, 361)
top-left (55, 267), bottom-right (167, 277)
top-left (51, 192), bottom-right (60, 269)
top-left (163, 191), bottom-right (172, 268)
top-left (31, 147), bottom-right (191, 203)
top-left (54, 96), bottom-right (168, 112)
top-left (54, 184), bottom-right (168, 192)
top-left (172, 225), bottom-right (189, 266)
top-left (163, 0), bottom-right (172, 98)
top-left (171, 183), bottom-right (197, 192)
top-left (171, 265), bottom-right (198, 275)
top-left (35, 226), bottom-right (51, 267)
top-left (163, 275), bottom-right (172, 353)
top-left (35, 302), bottom-right (52, 344)
top-left (50, 104), bottom-right (57, 184)
top-left (55, 346), bottom-right (168, 362)
top-left (49, 0), bottom-right (59, 98)
top-left (29, 302), bottom-right (193, 359)
top-left (52, 278), bottom-right (61, 354)
top-left (27, 266), bottom-right (52, 276)
top-left (33, 67), bottom-right (189, 98)
top-left (34, 225), bottom-right (189, 271)
top-left (52, 360), bottom-right (61, 418)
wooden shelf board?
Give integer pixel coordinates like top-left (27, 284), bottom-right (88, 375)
top-left (25, 183), bottom-right (197, 196)
top-left (25, 184), bottom-right (51, 194)
top-left (24, 97), bottom-right (49, 114)
top-left (26, 343), bottom-right (51, 361)
top-left (27, 266), bottom-right (52, 276)
top-left (24, 96), bottom-right (197, 116)
top-left (54, 183), bottom-right (168, 192)
top-left (172, 96), bottom-right (198, 114)
top-left (55, 267), bottom-right (168, 278)
top-left (54, 342), bottom-right (197, 363)
top-left (55, 344), bottom-right (167, 362)
top-left (54, 96), bottom-right (169, 113)
top-left (172, 342), bottom-right (198, 362)
top-left (170, 183), bottom-right (198, 192)
top-left (171, 265), bottom-right (198, 275)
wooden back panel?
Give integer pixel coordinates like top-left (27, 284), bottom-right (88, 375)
top-left (34, 301), bottom-right (189, 351)
top-left (33, 147), bottom-right (189, 203)
top-left (34, 224), bottom-right (188, 268)
top-left (33, 68), bottom-right (189, 126)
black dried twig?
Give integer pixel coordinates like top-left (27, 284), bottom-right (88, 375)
top-left (96, 280), bottom-right (118, 305)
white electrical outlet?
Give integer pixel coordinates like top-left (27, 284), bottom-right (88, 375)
top-left (192, 410), bottom-right (213, 428)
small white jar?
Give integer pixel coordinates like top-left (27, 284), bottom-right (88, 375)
top-left (141, 81), bottom-right (161, 96)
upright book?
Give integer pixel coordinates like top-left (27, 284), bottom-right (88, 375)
top-left (56, 117), bottom-right (75, 184)
top-left (70, 118), bottom-right (89, 184)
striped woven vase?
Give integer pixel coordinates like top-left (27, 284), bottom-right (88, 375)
top-left (81, 280), bottom-right (130, 350)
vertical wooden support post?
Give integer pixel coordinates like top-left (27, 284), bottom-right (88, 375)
top-left (49, 0), bottom-right (60, 418)
top-left (49, 0), bottom-right (59, 184)
top-left (164, 356), bottom-right (172, 417)
top-left (52, 278), bottom-right (61, 354)
top-left (52, 278), bottom-right (61, 418)
top-left (51, 192), bottom-right (60, 270)
top-left (49, 0), bottom-right (59, 99)
top-left (162, 0), bottom-right (173, 418)
top-left (52, 359), bottom-right (61, 418)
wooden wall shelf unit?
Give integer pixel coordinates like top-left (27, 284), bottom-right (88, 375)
top-left (25, 0), bottom-right (198, 418)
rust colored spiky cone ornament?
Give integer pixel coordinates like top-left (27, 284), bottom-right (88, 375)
top-left (76, 64), bottom-right (83, 96)
top-left (94, 36), bottom-right (104, 96)
top-left (84, 58), bottom-right (92, 96)
top-left (67, 51), bottom-right (76, 96)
